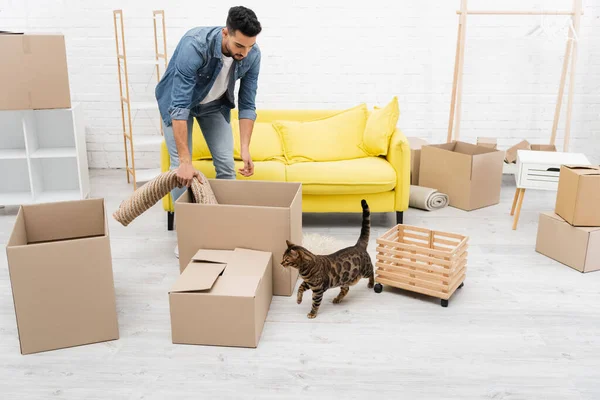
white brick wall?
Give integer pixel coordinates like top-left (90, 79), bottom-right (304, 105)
top-left (1, 0), bottom-right (599, 169)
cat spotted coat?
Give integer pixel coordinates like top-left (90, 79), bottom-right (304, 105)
top-left (281, 199), bottom-right (375, 319)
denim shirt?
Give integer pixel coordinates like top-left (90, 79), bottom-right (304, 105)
top-left (155, 26), bottom-right (261, 126)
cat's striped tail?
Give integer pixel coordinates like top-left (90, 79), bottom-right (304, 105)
top-left (356, 199), bottom-right (370, 250)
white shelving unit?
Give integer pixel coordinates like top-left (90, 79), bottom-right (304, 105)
top-left (0, 103), bottom-right (90, 206)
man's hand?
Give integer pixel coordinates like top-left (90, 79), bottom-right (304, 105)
top-left (239, 148), bottom-right (254, 177)
top-left (238, 118), bottom-right (255, 177)
top-left (176, 161), bottom-right (199, 187)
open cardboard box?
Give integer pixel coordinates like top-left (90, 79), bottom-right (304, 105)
top-left (175, 179), bottom-right (303, 297)
top-left (504, 140), bottom-right (557, 164)
top-left (419, 141), bottom-right (504, 211)
top-left (169, 248), bottom-right (272, 348)
top-left (407, 137), bottom-right (428, 185)
top-left (5, 198), bottom-right (119, 355)
top-left (536, 212), bottom-right (600, 273)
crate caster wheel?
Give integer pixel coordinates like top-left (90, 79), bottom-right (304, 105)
top-left (374, 283), bottom-right (383, 293)
top-left (441, 299), bottom-right (449, 307)
top-left (458, 282), bottom-right (464, 289)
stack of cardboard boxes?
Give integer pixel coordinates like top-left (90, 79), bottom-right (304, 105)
top-left (536, 165), bottom-right (600, 273)
top-left (171, 179), bottom-right (303, 348)
top-left (0, 32), bottom-right (71, 110)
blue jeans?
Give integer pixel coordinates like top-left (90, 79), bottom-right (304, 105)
top-left (163, 100), bottom-right (236, 204)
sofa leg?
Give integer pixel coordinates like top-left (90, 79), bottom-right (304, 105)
top-left (396, 211), bottom-right (404, 225)
top-left (167, 212), bottom-right (175, 231)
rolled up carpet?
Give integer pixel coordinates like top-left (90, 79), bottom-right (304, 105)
top-left (113, 169), bottom-right (218, 227)
top-left (409, 185), bottom-right (449, 211)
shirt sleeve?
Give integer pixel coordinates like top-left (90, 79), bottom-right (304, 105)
top-left (168, 36), bottom-right (205, 121)
top-left (238, 50), bottom-right (261, 121)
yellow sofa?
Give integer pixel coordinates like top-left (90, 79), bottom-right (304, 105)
top-left (161, 107), bottom-right (411, 230)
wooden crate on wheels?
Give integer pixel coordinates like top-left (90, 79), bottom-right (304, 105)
top-left (374, 224), bottom-right (468, 307)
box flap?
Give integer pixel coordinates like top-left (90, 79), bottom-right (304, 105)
top-left (477, 137), bottom-right (497, 149)
top-left (210, 275), bottom-right (262, 297)
top-left (170, 263), bottom-right (226, 293)
top-left (563, 165), bottom-right (600, 176)
top-left (7, 207), bottom-right (27, 247)
top-left (204, 179), bottom-right (301, 208)
top-left (530, 144), bottom-right (557, 152)
top-left (23, 198), bottom-right (105, 244)
top-left (224, 248), bottom-right (273, 277)
top-left (191, 249), bottom-right (234, 263)
top-left (505, 139), bottom-right (531, 163)
top-left (427, 142), bottom-right (456, 152)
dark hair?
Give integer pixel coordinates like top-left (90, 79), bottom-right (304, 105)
top-left (226, 6), bottom-right (262, 37)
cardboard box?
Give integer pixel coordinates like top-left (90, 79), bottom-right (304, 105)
top-left (477, 137), bottom-right (498, 149)
top-left (504, 140), bottom-right (557, 164)
top-left (5, 198), bottom-right (119, 355)
top-left (555, 165), bottom-right (600, 227)
top-left (535, 212), bottom-right (600, 273)
top-left (530, 144), bottom-right (557, 152)
top-left (175, 179), bottom-right (302, 296)
top-left (407, 137), bottom-right (428, 185)
top-left (0, 32), bottom-right (71, 110)
top-left (169, 248), bottom-right (272, 348)
top-left (419, 141), bottom-right (504, 211)
top-left (505, 140), bottom-right (531, 163)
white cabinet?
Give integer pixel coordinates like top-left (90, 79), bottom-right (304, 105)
top-left (0, 103), bottom-right (90, 205)
top-left (516, 150), bottom-right (591, 191)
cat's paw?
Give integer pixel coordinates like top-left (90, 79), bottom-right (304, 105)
top-left (332, 297), bottom-right (342, 304)
top-left (307, 312), bottom-right (317, 319)
top-left (297, 297), bottom-right (303, 305)
top-left (368, 283), bottom-right (374, 289)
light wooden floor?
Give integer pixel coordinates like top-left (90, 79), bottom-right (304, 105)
top-left (1, 169), bottom-right (599, 399)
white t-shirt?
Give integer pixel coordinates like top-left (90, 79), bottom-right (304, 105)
top-left (200, 55), bottom-right (234, 104)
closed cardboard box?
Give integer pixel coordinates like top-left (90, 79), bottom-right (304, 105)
top-left (555, 165), bottom-right (600, 227)
top-left (407, 137), bottom-right (428, 185)
top-left (175, 179), bottom-right (302, 296)
top-left (169, 248), bottom-right (272, 348)
top-left (419, 141), bottom-right (505, 211)
top-left (5, 198), bottom-right (119, 355)
top-left (535, 212), bottom-right (600, 273)
top-left (0, 32), bottom-right (71, 110)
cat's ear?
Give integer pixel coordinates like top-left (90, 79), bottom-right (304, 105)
top-left (286, 239), bottom-right (293, 248)
top-left (290, 249), bottom-right (298, 257)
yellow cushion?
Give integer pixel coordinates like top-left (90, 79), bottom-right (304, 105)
top-left (272, 104), bottom-right (369, 163)
top-left (232, 122), bottom-right (285, 162)
top-left (192, 160), bottom-right (286, 182)
top-left (360, 96), bottom-right (400, 156)
top-left (286, 157), bottom-right (396, 195)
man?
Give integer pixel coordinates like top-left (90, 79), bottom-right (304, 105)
top-left (155, 6), bottom-right (262, 206)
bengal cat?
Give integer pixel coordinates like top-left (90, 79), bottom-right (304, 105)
top-left (281, 199), bottom-right (375, 319)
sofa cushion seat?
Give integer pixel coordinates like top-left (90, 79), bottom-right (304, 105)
top-left (285, 157), bottom-right (396, 195)
top-left (192, 160), bottom-right (287, 181)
